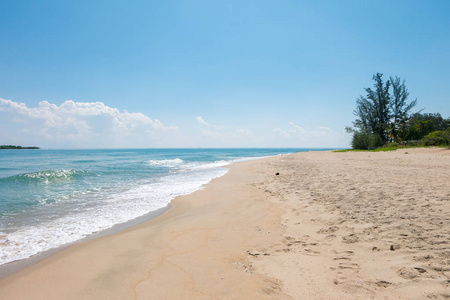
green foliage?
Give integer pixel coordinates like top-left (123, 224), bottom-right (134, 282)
top-left (400, 119), bottom-right (432, 140)
top-left (351, 131), bottom-right (384, 150)
top-left (348, 73), bottom-right (450, 150)
top-left (382, 142), bottom-right (399, 148)
top-left (372, 146), bottom-right (405, 152)
top-left (350, 73), bottom-right (418, 148)
top-left (352, 73), bottom-right (392, 144)
top-left (334, 145), bottom-right (416, 153)
top-left (420, 130), bottom-right (450, 146)
top-left (389, 77), bottom-right (417, 142)
top-left (399, 113), bottom-right (450, 141)
top-left (412, 113), bottom-right (449, 131)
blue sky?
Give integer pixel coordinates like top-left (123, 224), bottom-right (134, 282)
top-left (1, 0), bottom-right (449, 148)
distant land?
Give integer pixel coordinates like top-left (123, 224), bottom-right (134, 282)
top-left (0, 145), bottom-right (40, 149)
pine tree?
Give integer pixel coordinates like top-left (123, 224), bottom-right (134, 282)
top-left (350, 73), bottom-right (417, 148)
top-left (389, 76), bottom-right (417, 142)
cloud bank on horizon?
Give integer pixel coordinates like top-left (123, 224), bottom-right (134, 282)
top-left (0, 98), bottom-right (178, 148)
top-left (0, 98), bottom-right (345, 148)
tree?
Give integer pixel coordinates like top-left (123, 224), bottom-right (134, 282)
top-left (349, 73), bottom-right (418, 149)
top-left (352, 73), bottom-right (391, 145)
top-left (399, 112), bottom-right (449, 141)
top-left (389, 76), bottom-right (417, 142)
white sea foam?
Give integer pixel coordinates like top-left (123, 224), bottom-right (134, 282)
top-left (0, 164), bottom-right (227, 265)
top-left (13, 169), bottom-right (85, 184)
top-left (144, 158), bottom-right (184, 167)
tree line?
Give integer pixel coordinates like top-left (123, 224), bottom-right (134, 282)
top-left (0, 145), bottom-right (40, 149)
top-left (347, 73), bottom-right (450, 149)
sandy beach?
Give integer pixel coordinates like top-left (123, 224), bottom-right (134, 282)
top-left (0, 148), bottom-right (449, 299)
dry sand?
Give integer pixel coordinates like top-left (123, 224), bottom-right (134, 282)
top-left (0, 148), bottom-right (449, 299)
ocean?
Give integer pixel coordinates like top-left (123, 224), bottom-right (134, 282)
top-left (0, 148), bottom-right (325, 266)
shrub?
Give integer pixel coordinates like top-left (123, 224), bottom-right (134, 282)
top-left (352, 132), bottom-right (384, 150)
top-left (382, 142), bottom-right (400, 148)
top-left (420, 130), bottom-right (450, 146)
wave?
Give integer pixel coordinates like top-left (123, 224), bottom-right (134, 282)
top-left (144, 158), bottom-right (184, 167)
top-left (0, 165), bottom-right (228, 265)
top-left (71, 159), bottom-right (98, 163)
top-left (2, 169), bottom-right (87, 184)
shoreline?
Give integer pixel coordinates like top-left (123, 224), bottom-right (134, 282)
top-left (0, 151), bottom-right (297, 276)
top-left (0, 205), bottom-right (172, 279)
top-left (0, 148), bottom-right (448, 299)
top-left (0, 155), bottom-right (288, 299)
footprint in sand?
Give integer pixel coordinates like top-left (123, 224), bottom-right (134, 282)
top-left (317, 226), bottom-right (339, 234)
top-left (338, 262), bottom-right (360, 270)
top-left (342, 234), bottom-right (359, 244)
top-left (333, 257), bottom-right (351, 261)
top-left (303, 248), bottom-right (321, 255)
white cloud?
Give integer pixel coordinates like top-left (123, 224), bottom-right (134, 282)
top-left (273, 122), bottom-right (306, 138)
top-left (0, 98), bottom-right (178, 148)
top-left (288, 122), bottom-right (306, 134)
top-left (196, 116), bottom-right (209, 126)
top-left (0, 98), bottom-right (350, 148)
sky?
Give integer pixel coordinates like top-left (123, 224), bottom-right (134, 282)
top-left (0, 0), bottom-right (449, 149)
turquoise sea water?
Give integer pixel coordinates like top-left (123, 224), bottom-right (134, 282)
top-left (0, 148), bottom-right (327, 265)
